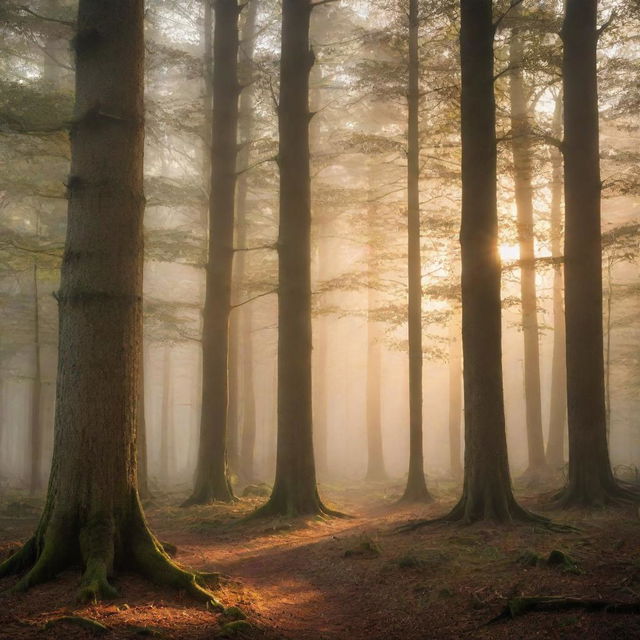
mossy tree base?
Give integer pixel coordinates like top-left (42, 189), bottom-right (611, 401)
top-left (181, 477), bottom-right (236, 507)
top-left (249, 487), bottom-right (346, 520)
top-left (398, 472), bottom-right (433, 505)
top-left (398, 490), bottom-right (569, 532)
top-left (551, 477), bottom-right (639, 509)
top-left (0, 495), bottom-right (221, 607)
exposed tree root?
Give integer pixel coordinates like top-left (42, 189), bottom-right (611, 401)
top-left (397, 484), bottom-right (433, 506)
top-left (0, 500), bottom-right (222, 608)
top-left (396, 495), bottom-right (575, 533)
top-left (43, 615), bottom-right (109, 635)
top-left (490, 595), bottom-right (640, 623)
top-left (551, 480), bottom-right (640, 509)
top-left (181, 483), bottom-right (237, 508)
top-left (247, 489), bottom-right (348, 521)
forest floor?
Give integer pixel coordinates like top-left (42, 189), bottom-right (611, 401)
top-left (1, 480), bottom-right (640, 639)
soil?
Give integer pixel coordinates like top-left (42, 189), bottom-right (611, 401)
top-left (1, 481), bottom-right (639, 639)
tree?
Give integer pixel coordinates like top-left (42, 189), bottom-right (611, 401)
top-left (364, 173), bottom-right (388, 482)
top-left (234, 0), bottom-right (259, 485)
top-left (508, 6), bottom-right (547, 480)
top-left (400, 0), bottom-right (432, 503)
top-left (184, 0), bottom-right (241, 505)
top-left (556, 0), bottom-right (633, 506)
top-left (545, 91), bottom-right (567, 469)
top-left (255, 0), bottom-right (338, 517)
top-left (447, 304), bottom-right (463, 479)
top-left (0, 0), bottom-right (216, 603)
top-left (437, 0), bottom-right (538, 523)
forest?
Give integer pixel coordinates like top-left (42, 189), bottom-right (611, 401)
top-left (0, 0), bottom-right (639, 638)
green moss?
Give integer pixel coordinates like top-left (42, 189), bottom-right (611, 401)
top-left (44, 616), bottom-right (109, 635)
top-left (343, 535), bottom-right (382, 558)
top-left (397, 549), bottom-right (450, 570)
top-left (223, 606), bottom-right (247, 621)
top-left (242, 484), bottom-right (271, 498)
top-left (218, 620), bottom-right (252, 637)
top-left (517, 550), bottom-right (542, 567)
top-left (547, 549), bottom-right (581, 574)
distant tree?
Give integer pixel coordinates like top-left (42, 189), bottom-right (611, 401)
top-left (184, 0), bottom-right (241, 505)
top-left (507, 5), bottom-right (547, 480)
top-left (401, 0), bottom-right (432, 503)
top-left (0, 0), bottom-right (216, 602)
top-left (233, 0), bottom-right (260, 485)
top-left (447, 303), bottom-right (463, 479)
top-left (545, 91), bottom-right (567, 469)
top-left (255, 0), bottom-right (338, 517)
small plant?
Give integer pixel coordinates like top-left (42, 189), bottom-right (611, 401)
top-left (343, 534), bottom-right (382, 558)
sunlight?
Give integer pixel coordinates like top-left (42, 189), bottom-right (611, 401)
top-left (499, 243), bottom-right (520, 263)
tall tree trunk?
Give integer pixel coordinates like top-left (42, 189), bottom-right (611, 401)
top-left (309, 59), bottom-right (330, 481)
top-left (137, 346), bottom-right (151, 499)
top-left (235, 0), bottom-right (259, 485)
top-left (546, 93), bottom-right (567, 468)
top-left (159, 345), bottom-right (173, 486)
top-left (312, 234), bottom-right (330, 478)
top-left (185, 0), bottom-right (241, 505)
top-left (401, 0), bottom-right (431, 503)
top-left (445, 0), bottom-right (534, 523)
top-left (364, 193), bottom-right (387, 482)
top-left (0, 0), bottom-right (215, 603)
top-left (508, 10), bottom-right (547, 478)
top-left (557, 0), bottom-right (627, 506)
top-left (29, 258), bottom-right (44, 495)
top-left (604, 256), bottom-right (613, 438)
top-left (448, 305), bottom-right (463, 480)
top-left (256, 0), bottom-right (336, 517)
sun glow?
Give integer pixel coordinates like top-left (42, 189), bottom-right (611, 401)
top-left (499, 243), bottom-right (520, 263)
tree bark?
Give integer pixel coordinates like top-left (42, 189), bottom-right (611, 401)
top-left (185, 0), bottom-right (241, 505)
top-left (446, 0), bottom-right (534, 522)
top-left (29, 258), bottom-right (44, 495)
top-left (508, 10), bottom-right (547, 478)
top-left (235, 0), bottom-right (259, 485)
top-left (400, 0), bottom-right (431, 503)
top-left (365, 190), bottom-right (387, 483)
top-left (448, 305), bottom-right (463, 480)
top-left (159, 344), bottom-right (173, 486)
top-left (137, 346), bottom-right (151, 500)
top-left (0, 0), bottom-right (216, 603)
top-left (557, 0), bottom-right (626, 506)
top-left (545, 93), bottom-right (567, 469)
top-left (255, 0), bottom-right (335, 518)
top-left (312, 233), bottom-right (330, 479)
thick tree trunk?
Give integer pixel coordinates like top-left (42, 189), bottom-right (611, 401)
top-left (545, 93), bottom-right (567, 469)
top-left (446, 0), bottom-right (534, 523)
top-left (365, 193), bottom-right (387, 482)
top-left (508, 12), bottom-right (547, 478)
top-left (0, 0), bottom-right (216, 603)
top-left (255, 0), bottom-right (335, 518)
top-left (185, 0), bottom-right (241, 505)
top-left (235, 0), bottom-right (259, 485)
top-left (29, 260), bottom-right (44, 494)
top-left (309, 60), bottom-right (330, 481)
top-left (448, 306), bottom-right (463, 480)
top-left (401, 0), bottom-right (431, 504)
top-left (557, 0), bottom-right (626, 506)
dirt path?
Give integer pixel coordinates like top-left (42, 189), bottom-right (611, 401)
top-left (1, 487), bottom-right (640, 639)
